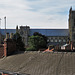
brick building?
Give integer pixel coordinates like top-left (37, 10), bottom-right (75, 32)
top-left (0, 33), bottom-right (16, 58)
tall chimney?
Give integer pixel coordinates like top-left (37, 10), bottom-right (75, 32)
top-left (6, 33), bottom-right (9, 39)
top-left (10, 33), bottom-right (13, 39)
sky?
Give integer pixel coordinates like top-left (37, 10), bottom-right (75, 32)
top-left (0, 0), bottom-right (75, 29)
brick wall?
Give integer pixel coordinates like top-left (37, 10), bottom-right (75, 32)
top-left (4, 39), bottom-right (16, 56)
top-left (0, 38), bottom-right (16, 58)
top-left (0, 44), bottom-right (4, 58)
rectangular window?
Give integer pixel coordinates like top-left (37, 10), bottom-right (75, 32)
top-left (59, 40), bottom-right (61, 42)
top-left (63, 40), bottom-right (66, 42)
top-left (55, 40), bottom-right (57, 42)
top-left (47, 39), bottom-right (50, 42)
top-left (53, 37), bottom-right (55, 39)
top-left (51, 40), bottom-right (53, 42)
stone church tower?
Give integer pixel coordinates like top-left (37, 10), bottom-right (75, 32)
top-left (69, 7), bottom-right (75, 44)
top-left (17, 26), bottom-right (30, 46)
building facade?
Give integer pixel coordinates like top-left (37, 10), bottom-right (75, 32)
top-left (69, 7), bottom-right (75, 44)
top-left (16, 26), bottom-right (69, 46)
top-left (18, 26), bottom-right (30, 46)
top-left (0, 27), bottom-right (69, 46)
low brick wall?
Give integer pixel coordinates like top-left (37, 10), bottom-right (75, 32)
top-left (7, 39), bottom-right (16, 55)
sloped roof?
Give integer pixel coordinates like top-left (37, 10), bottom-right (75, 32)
top-left (0, 29), bottom-right (69, 36)
top-left (30, 29), bottom-right (69, 36)
top-left (0, 29), bottom-right (16, 35)
top-left (0, 51), bottom-right (75, 75)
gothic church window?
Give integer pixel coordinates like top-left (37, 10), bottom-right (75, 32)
top-left (20, 31), bottom-right (23, 35)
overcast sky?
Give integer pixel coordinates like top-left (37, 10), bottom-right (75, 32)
top-left (0, 0), bottom-right (75, 29)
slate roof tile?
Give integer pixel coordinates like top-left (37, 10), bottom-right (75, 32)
top-left (0, 29), bottom-right (69, 36)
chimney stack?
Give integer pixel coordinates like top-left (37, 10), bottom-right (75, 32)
top-left (10, 33), bottom-right (13, 39)
top-left (6, 33), bottom-right (9, 39)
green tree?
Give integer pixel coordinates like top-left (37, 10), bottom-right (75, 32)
top-left (33, 32), bottom-right (48, 44)
top-left (13, 32), bottom-right (25, 51)
top-left (26, 32), bottom-right (47, 51)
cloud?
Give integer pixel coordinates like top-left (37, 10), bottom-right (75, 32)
top-left (0, 0), bottom-right (75, 29)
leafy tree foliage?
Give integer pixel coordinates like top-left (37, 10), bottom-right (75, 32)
top-left (13, 32), bottom-right (25, 51)
top-left (26, 46), bottom-right (36, 51)
top-left (27, 32), bottom-right (47, 51)
top-left (33, 32), bottom-right (48, 44)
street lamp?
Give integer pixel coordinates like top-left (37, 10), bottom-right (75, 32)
top-left (4, 16), bottom-right (6, 34)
